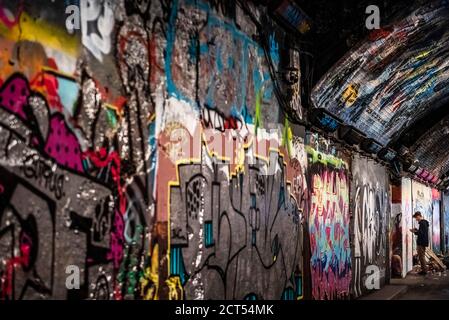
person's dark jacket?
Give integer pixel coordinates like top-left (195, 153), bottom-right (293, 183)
top-left (414, 219), bottom-right (429, 247)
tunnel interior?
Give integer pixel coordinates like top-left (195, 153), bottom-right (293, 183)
top-left (0, 0), bottom-right (448, 301)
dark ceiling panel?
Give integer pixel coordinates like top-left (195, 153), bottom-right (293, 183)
top-left (296, 0), bottom-right (415, 84)
top-left (310, 2), bottom-right (449, 146)
top-left (411, 114), bottom-right (449, 178)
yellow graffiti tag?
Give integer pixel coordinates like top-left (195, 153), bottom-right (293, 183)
top-left (140, 244), bottom-right (160, 300)
top-left (0, 12), bottom-right (80, 57)
top-left (166, 276), bottom-right (183, 300)
top-left (341, 84), bottom-right (359, 107)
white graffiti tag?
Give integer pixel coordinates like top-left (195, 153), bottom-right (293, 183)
top-left (81, 0), bottom-right (115, 62)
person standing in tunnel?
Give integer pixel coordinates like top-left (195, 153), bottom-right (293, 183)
top-left (410, 212), bottom-right (430, 275)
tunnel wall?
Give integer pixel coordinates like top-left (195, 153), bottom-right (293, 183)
top-left (390, 185), bottom-right (402, 278)
top-left (399, 178), bottom-right (444, 275)
top-left (401, 178), bottom-right (414, 277)
top-left (351, 155), bottom-right (390, 298)
top-left (0, 0), bottom-right (447, 301)
top-left (443, 193), bottom-right (449, 254)
top-left (306, 133), bottom-right (352, 300)
top-left (142, 0), bottom-right (307, 300)
top-left (432, 190), bottom-right (442, 254)
top-left (0, 0), bottom-right (307, 300)
top-left (411, 181), bottom-right (433, 252)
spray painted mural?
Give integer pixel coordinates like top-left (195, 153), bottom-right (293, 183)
top-left (351, 155), bottom-right (389, 298)
top-left (311, 2), bottom-right (449, 146)
top-left (411, 113), bottom-right (449, 179)
top-left (411, 181), bottom-right (433, 252)
top-left (443, 193), bottom-right (449, 254)
top-left (0, 0), bottom-right (144, 300)
top-left (401, 178), bottom-right (413, 277)
top-left (165, 132), bottom-right (308, 300)
top-left (432, 190), bottom-right (441, 254)
top-left (0, 0), bottom-right (307, 300)
top-left (390, 185), bottom-right (401, 278)
top-left (306, 134), bottom-right (351, 300)
top-left (390, 198), bottom-right (402, 278)
top-left (156, 0), bottom-right (308, 300)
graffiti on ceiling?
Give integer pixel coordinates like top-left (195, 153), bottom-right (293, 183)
top-left (410, 113), bottom-right (449, 178)
top-left (311, 2), bottom-right (449, 147)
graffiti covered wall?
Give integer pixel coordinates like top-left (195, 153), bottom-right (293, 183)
top-left (401, 178), bottom-right (413, 277)
top-left (0, 0), bottom-right (307, 300)
top-left (311, 3), bottom-right (449, 147)
top-left (432, 190), bottom-right (441, 254)
top-left (351, 155), bottom-right (389, 297)
top-left (411, 181), bottom-right (433, 253)
top-left (154, 0), bottom-right (307, 300)
top-left (443, 193), bottom-right (449, 254)
top-left (0, 0), bottom-right (417, 301)
top-left (390, 191), bottom-right (402, 279)
top-left (0, 0), bottom-right (122, 300)
top-left (306, 134), bottom-right (351, 300)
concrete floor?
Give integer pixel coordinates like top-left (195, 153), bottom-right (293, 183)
top-left (393, 270), bottom-right (449, 300)
top-left (361, 267), bottom-right (449, 300)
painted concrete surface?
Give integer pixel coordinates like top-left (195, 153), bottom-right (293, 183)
top-left (361, 268), bottom-right (449, 300)
top-left (395, 271), bottom-right (449, 300)
top-left (359, 285), bottom-right (407, 300)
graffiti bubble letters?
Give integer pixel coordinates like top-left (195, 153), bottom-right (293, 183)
top-left (22, 154), bottom-right (66, 200)
top-left (167, 127), bottom-right (281, 174)
top-left (351, 156), bottom-right (389, 297)
top-left (81, 0), bottom-right (115, 62)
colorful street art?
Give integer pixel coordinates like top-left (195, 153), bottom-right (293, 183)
top-left (390, 203), bottom-right (402, 278)
top-left (0, 0), bottom-right (306, 300)
top-left (401, 178), bottom-right (413, 277)
top-left (411, 113), bottom-right (449, 179)
top-left (2, 0), bottom-right (447, 302)
top-left (0, 0), bottom-right (133, 300)
top-left (311, 2), bottom-right (449, 146)
top-left (306, 137), bottom-right (351, 300)
top-left (390, 184), bottom-right (402, 278)
top-left (351, 155), bottom-right (389, 298)
top-left (411, 181), bottom-right (433, 252)
top-left (432, 189), bottom-right (441, 254)
top-left (443, 193), bottom-right (449, 254)
top-left (165, 127), bottom-right (308, 300)
top-left (153, 0), bottom-right (307, 300)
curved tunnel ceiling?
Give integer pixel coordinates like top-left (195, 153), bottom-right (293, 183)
top-left (311, 2), bottom-right (449, 149)
top-left (411, 113), bottom-right (449, 178)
